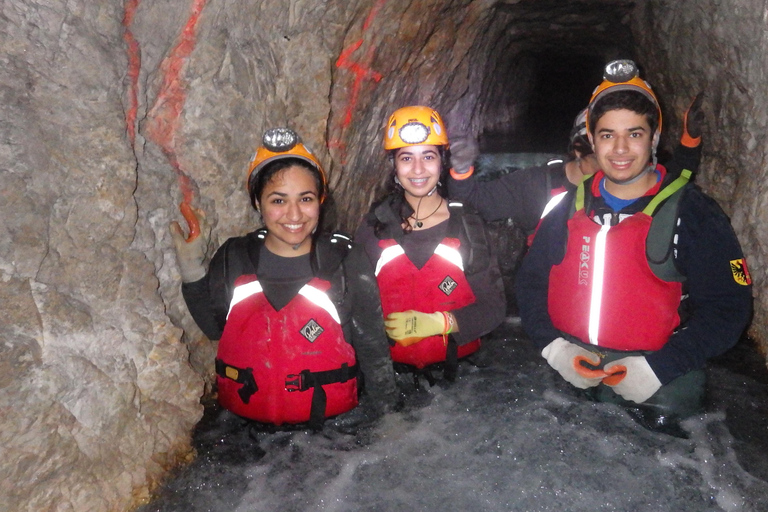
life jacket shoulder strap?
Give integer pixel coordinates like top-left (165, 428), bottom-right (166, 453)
top-left (446, 201), bottom-right (491, 275)
top-left (312, 232), bottom-right (354, 309)
top-left (645, 169), bottom-right (692, 282)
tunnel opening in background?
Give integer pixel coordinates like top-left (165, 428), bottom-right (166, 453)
top-left (480, 51), bottom-right (606, 155)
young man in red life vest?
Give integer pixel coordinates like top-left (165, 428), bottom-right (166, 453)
top-left (447, 99), bottom-right (703, 247)
top-left (514, 60), bottom-right (753, 432)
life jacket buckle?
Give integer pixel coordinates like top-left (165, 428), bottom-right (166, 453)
top-left (285, 373), bottom-right (303, 392)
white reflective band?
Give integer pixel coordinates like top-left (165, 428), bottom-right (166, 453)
top-left (375, 244), bottom-right (406, 276)
top-left (228, 280), bottom-right (264, 319)
top-left (588, 224), bottom-right (610, 345)
top-left (298, 284), bottom-right (341, 324)
top-left (434, 243), bottom-right (464, 271)
top-left (541, 191), bottom-right (568, 219)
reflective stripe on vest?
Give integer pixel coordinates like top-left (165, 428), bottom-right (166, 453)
top-left (541, 191), bottom-right (568, 220)
top-left (228, 280), bottom-right (340, 324)
top-left (375, 244), bottom-right (406, 276)
top-left (376, 242), bottom-right (464, 276)
top-left (587, 223), bottom-right (610, 345)
top-left (228, 280), bottom-right (264, 319)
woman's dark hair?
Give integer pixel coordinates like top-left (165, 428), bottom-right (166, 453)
top-left (248, 157), bottom-right (326, 210)
top-left (372, 145), bottom-right (450, 238)
top-left (589, 90), bottom-right (660, 135)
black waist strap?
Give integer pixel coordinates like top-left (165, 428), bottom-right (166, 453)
top-left (215, 359), bottom-right (258, 404)
top-left (286, 363), bottom-right (359, 430)
top-left (216, 359), bottom-right (358, 429)
top-left (285, 363), bottom-right (359, 392)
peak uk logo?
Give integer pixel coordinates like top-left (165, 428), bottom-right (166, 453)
top-left (578, 236), bottom-right (591, 285)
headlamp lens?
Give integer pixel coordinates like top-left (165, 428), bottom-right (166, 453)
top-left (262, 128), bottom-right (298, 152)
top-left (603, 60), bottom-right (639, 83)
top-left (399, 122), bottom-right (430, 145)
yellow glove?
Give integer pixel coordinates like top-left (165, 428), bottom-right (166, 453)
top-left (384, 311), bottom-right (451, 347)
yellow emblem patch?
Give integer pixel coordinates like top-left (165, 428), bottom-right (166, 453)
top-left (730, 258), bottom-right (752, 286)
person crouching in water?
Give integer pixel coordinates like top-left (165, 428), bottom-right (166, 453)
top-left (355, 106), bottom-right (506, 386)
top-left (171, 128), bottom-right (397, 430)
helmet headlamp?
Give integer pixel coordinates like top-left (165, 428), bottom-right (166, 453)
top-left (603, 60), bottom-right (639, 83)
top-left (261, 128), bottom-right (299, 153)
top-left (398, 122), bottom-right (431, 145)
top-left (262, 127), bottom-right (299, 153)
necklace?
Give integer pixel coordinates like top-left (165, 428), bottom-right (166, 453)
top-left (412, 197), bottom-right (443, 228)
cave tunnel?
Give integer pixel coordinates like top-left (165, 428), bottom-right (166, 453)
top-left (493, 50), bottom-right (608, 154)
top-left (3, 0), bottom-right (768, 510)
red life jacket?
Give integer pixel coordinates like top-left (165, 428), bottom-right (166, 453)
top-left (548, 170), bottom-right (691, 351)
top-left (374, 236), bottom-right (480, 368)
top-left (216, 274), bottom-right (358, 425)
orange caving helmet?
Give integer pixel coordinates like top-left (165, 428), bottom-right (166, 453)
top-left (246, 127), bottom-right (327, 199)
top-left (383, 106), bottom-right (449, 151)
top-left (586, 60), bottom-right (662, 135)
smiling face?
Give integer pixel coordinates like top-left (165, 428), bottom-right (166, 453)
top-left (393, 144), bottom-right (442, 201)
top-left (591, 108), bottom-right (659, 199)
top-left (257, 165), bottom-right (321, 256)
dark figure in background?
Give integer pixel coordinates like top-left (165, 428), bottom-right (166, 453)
top-left (515, 60), bottom-right (752, 432)
top-left (355, 106), bottom-right (506, 385)
top-left (171, 128), bottom-right (397, 430)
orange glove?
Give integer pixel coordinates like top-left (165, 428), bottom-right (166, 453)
top-left (681, 92), bottom-right (704, 147)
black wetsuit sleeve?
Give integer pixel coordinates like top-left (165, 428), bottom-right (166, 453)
top-left (181, 277), bottom-right (223, 340)
top-left (665, 142), bottom-right (702, 176)
top-left (343, 244), bottom-right (397, 407)
top-left (353, 217), bottom-right (382, 269)
top-left (448, 165), bottom-right (557, 232)
top-left (645, 188), bottom-right (753, 384)
top-left (514, 195), bottom-right (571, 351)
top-left (450, 220), bottom-right (507, 345)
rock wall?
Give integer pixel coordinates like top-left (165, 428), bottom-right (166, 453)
top-left (0, 1), bottom-right (203, 510)
top-left (0, 0), bottom-right (765, 510)
top-left (630, 0), bottom-right (768, 352)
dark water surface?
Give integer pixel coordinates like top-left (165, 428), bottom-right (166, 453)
top-left (138, 323), bottom-right (768, 512)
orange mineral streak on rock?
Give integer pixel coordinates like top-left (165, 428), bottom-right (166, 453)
top-left (122, 0), bottom-right (141, 148)
top-left (142, 0), bottom-right (208, 220)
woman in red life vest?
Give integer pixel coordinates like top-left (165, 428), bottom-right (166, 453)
top-left (355, 106), bottom-right (506, 384)
top-left (170, 128), bottom-right (396, 429)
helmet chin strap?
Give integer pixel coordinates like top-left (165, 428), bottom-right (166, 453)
top-left (604, 159), bottom-right (656, 186)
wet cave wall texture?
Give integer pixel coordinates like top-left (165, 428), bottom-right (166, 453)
top-left (0, 0), bottom-right (765, 510)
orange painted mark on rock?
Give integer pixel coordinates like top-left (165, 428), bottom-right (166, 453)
top-left (122, 0), bottom-right (141, 148)
top-left (142, 0), bottom-right (208, 216)
top-left (335, 0), bottom-right (387, 130)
